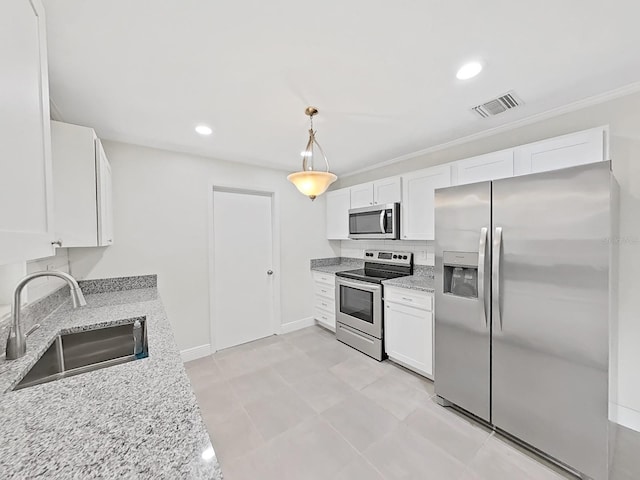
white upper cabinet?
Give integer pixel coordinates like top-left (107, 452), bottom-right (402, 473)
top-left (0, 0), bottom-right (54, 264)
top-left (96, 140), bottom-right (114, 246)
top-left (373, 177), bottom-right (401, 205)
top-left (350, 177), bottom-right (401, 208)
top-left (401, 165), bottom-right (452, 240)
top-left (51, 121), bottom-right (114, 248)
top-left (453, 149), bottom-right (514, 186)
top-left (326, 188), bottom-right (351, 240)
top-left (513, 126), bottom-right (607, 176)
top-left (350, 182), bottom-right (374, 208)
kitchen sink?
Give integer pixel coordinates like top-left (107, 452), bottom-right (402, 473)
top-left (13, 318), bottom-right (148, 391)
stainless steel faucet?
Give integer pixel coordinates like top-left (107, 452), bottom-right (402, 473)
top-left (5, 271), bottom-right (87, 360)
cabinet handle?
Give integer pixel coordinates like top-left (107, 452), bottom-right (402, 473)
top-left (51, 239), bottom-right (62, 247)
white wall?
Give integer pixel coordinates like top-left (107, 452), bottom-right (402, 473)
top-left (25, 248), bottom-right (70, 302)
top-left (68, 141), bottom-right (337, 351)
top-left (334, 90), bottom-right (640, 428)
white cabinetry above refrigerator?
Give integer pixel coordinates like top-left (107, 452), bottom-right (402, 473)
top-left (51, 121), bottom-right (114, 248)
top-left (513, 126), bottom-right (607, 176)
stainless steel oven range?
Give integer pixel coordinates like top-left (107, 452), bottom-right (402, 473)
top-left (335, 250), bottom-right (413, 360)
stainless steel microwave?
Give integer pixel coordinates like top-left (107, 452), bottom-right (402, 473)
top-left (348, 203), bottom-right (400, 240)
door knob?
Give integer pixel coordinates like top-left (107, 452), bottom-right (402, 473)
top-left (267, 270), bottom-right (274, 275)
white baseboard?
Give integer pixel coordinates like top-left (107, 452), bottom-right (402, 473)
top-left (280, 316), bottom-right (315, 334)
top-left (180, 344), bottom-right (212, 363)
top-left (610, 402), bottom-right (640, 433)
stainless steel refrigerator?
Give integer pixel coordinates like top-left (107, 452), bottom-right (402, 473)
top-left (434, 161), bottom-right (616, 480)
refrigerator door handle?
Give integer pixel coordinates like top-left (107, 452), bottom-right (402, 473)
top-left (478, 227), bottom-right (488, 327)
top-left (492, 227), bottom-right (503, 330)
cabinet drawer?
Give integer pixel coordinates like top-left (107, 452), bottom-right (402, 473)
top-left (314, 282), bottom-right (335, 300)
top-left (312, 271), bottom-right (335, 286)
top-left (384, 287), bottom-right (432, 311)
top-left (314, 307), bottom-right (335, 329)
top-left (314, 295), bottom-right (335, 314)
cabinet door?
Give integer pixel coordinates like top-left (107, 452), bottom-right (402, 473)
top-left (96, 140), bottom-right (114, 246)
top-left (513, 127), bottom-right (606, 176)
top-left (401, 165), bottom-right (451, 240)
top-left (0, 0), bottom-right (54, 264)
top-left (454, 150), bottom-right (514, 185)
top-left (350, 183), bottom-right (374, 208)
top-left (52, 121), bottom-right (99, 247)
top-left (385, 301), bottom-right (433, 377)
top-left (373, 177), bottom-right (401, 205)
top-left (326, 188), bottom-right (350, 239)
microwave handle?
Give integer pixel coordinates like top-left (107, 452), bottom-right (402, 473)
top-left (379, 210), bottom-right (386, 233)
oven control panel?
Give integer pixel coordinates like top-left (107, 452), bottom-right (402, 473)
top-left (364, 250), bottom-right (413, 266)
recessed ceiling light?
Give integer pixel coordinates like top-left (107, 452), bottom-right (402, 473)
top-left (195, 125), bottom-right (213, 136)
top-left (456, 61), bottom-right (483, 80)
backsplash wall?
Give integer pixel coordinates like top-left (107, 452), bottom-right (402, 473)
top-left (26, 248), bottom-right (71, 302)
top-left (339, 240), bottom-right (435, 266)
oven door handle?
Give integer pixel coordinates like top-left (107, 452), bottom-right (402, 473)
top-left (336, 278), bottom-right (382, 293)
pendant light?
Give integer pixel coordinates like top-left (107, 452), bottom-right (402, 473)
top-left (287, 106), bottom-right (337, 200)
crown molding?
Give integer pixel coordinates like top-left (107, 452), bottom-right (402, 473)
top-left (341, 81), bottom-right (640, 178)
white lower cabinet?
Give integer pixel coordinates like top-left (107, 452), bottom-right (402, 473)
top-left (384, 286), bottom-right (433, 378)
top-left (312, 271), bottom-right (336, 332)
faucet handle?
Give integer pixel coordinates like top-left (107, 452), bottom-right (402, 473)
top-left (26, 324), bottom-right (40, 337)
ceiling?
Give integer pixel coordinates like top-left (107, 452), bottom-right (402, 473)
top-left (42, 0), bottom-right (640, 175)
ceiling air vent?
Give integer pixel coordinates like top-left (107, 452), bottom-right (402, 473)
top-left (472, 91), bottom-right (523, 118)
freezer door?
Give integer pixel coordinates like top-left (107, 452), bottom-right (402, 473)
top-left (434, 181), bottom-right (492, 422)
top-left (492, 161), bottom-right (610, 480)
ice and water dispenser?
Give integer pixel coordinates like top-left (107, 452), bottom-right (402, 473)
top-left (442, 252), bottom-right (478, 298)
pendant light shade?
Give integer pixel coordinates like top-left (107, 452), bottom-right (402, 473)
top-left (287, 107), bottom-right (337, 200)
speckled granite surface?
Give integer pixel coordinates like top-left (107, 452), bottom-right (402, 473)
top-left (382, 265), bottom-right (435, 292)
top-left (0, 280), bottom-right (222, 479)
top-left (309, 257), bottom-right (363, 274)
top-left (77, 274), bottom-right (157, 294)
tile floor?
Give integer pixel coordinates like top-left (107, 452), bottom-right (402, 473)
top-left (185, 326), bottom-right (640, 480)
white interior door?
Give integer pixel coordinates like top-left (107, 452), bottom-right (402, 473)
top-left (213, 189), bottom-right (274, 350)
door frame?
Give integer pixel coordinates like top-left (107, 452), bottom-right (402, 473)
top-left (208, 184), bottom-right (282, 353)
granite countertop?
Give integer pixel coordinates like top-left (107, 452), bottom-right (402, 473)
top-left (382, 274), bottom-right (435, 293)
top-left (309, 257), bottom-right (363, 274)
top-left (312, 258), bottom-right (435, 293)
top-left (0, 279), bottom-right (222, 479)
